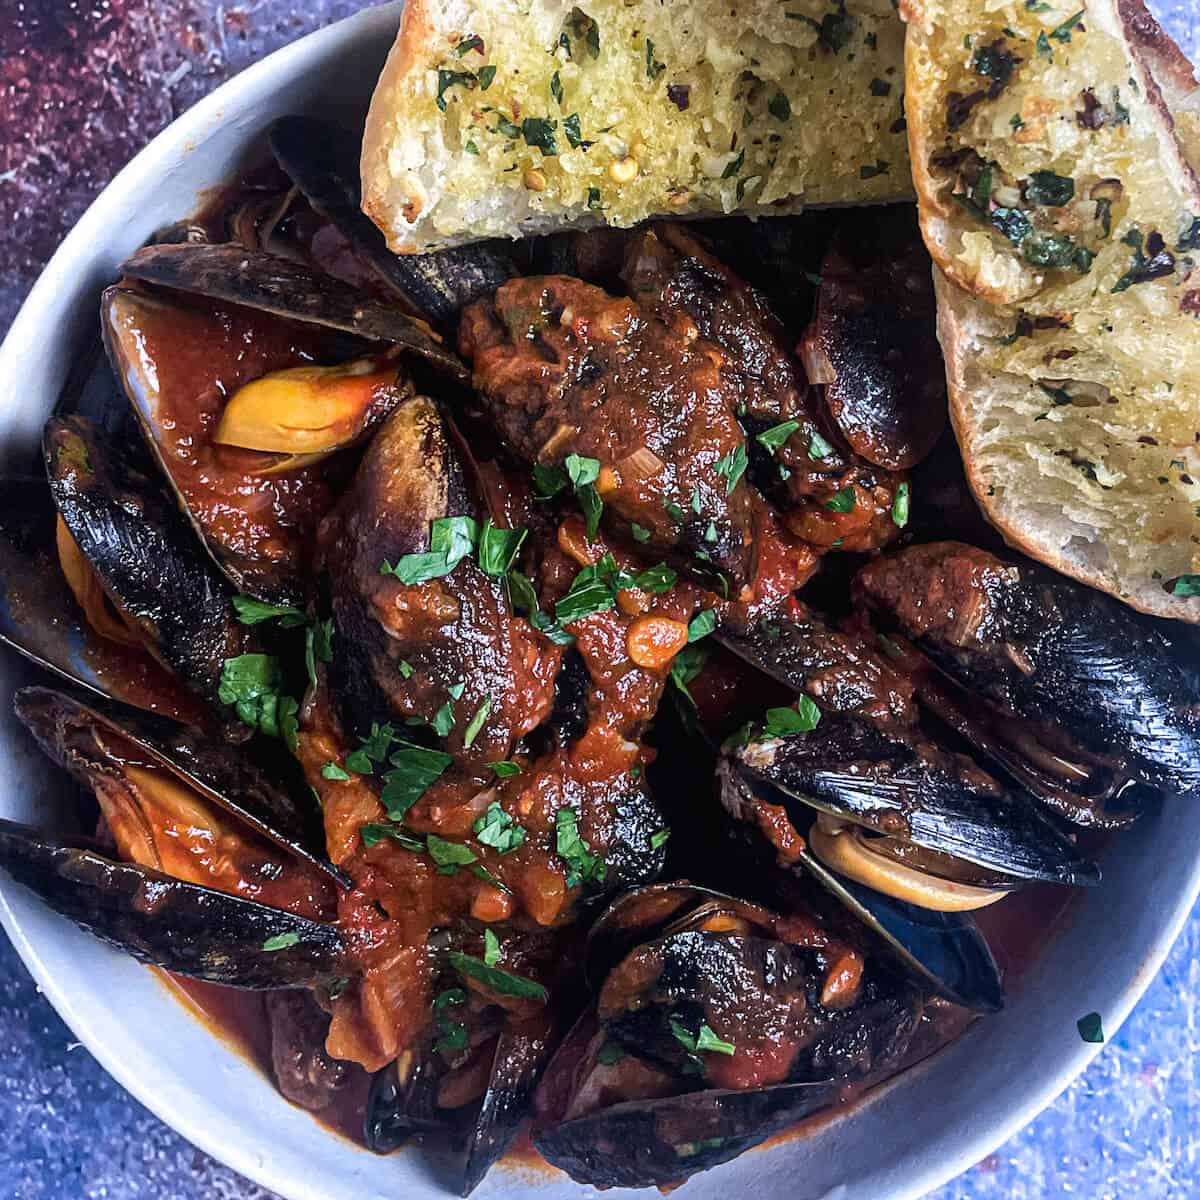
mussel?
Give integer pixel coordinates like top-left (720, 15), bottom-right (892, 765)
top-left (531, 884), bottom-right (924, 1188)
top-left (43, 415), bottom-right (253, 714)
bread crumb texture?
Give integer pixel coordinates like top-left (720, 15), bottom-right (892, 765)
top-left (363, 0), bottom-right (911, 249)
top-left (905, 0), bottom-right (1200, 616)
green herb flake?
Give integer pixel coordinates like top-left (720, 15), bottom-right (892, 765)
top-left (757, 420), bottom-right (801, 452)
top-left (478, 520), bottom-right (528, 577)
top-left (670, 642), bottom-right (708, 703)
top-left (892, 481), bottom-right (910, 528)
top-left (1050, 10), bottom-right (1085, 43)
top-left (809, 432), bottom-right (835, 460)
top-left (1171, 575), bottom-right (1200, 597)
top-left (382, 515), bottom-right (479, 585)
top-left (555, 807), bottom-right (606, 889)
top-left (687, 609), bottom-right (717, 643)
top-left (824, 485), bottom-right (857, 513)
top-left (550, 70), bottom-right (564, 105)
top-left (768, 91), bottom-right (791, 121)
top-left (427, 834), bottom-right (479, 874)
top-left (432, 701), bottom-right (456, 738)
top-left (465, 140), bottom-right (480, 155)
top-left (380, 741), bottom-right (453, 820)
top-left (645, 38), bottom-right (665, 80)
top-left (650, 827), bottom-right (671, 850)
top-left (474, 800), bottom-right (527, 853)
top-left (630, 522), bottom-right (652, 543)
top-left (359, 822), bottom-right (425, 852)
top-left (721, 150), bottom-right (745, 180)
top-left (477, 64), bottom-right (496, 90)
top-left (763, 697), bottom-right (821, 738)
top-left (262, 932), bottom-right (300, 952)
top-left (587, 186), bottom-right (603, 211)
top-left (1024, 170), bottom-right (1075, 207)
top-left (522, 116), bottom-right (559, 156)
top-left (695, 1024), bottom-right (736, 1055)
top-left (232, 596), bottom-right (308, 627)
top-left (322, 761), bottom-right (351, 782)
top-left (1077, 1011), bottom-right (1104, 1043)
top-left (488, 760), bottom-right (523, 779)
top-left (563, 112), bottom-right (584, 148)
top-left (714, 444), bottom-right (749, 494)
top-left (436, 69), bottom-right (476, 112)
top-left (217, 653), bottom-right (298, 749)
top-left (447, 951), bottom-right (549, 1001)
top-left (532, 463), bottom-right (570, 498)
top-left (453, 33), bottom-right (484, 56)
top-left (596, 1042), bottom-right (626, 1065)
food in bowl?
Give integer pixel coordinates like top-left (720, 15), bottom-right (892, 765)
top-left (0, 0), bottom-right (1197, 1194)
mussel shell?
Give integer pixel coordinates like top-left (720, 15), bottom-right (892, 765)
top-left (733, 714), bottom-right (1100, 886)
top-left (268, 116), bottom-right (515, 325)
top-left (0, 818), bottom-right (344, 987)
top-left (119, 243), bottom-right (468, 380)
top-left (43, 415), bottom-right (251, 713)
top-left (717, 765), bottom-right (1004, 1012)
top-left (804, 209), bottom-right (946, 471)
top-left (856, 542), bottom-right (1200, 800)
top-left (0, 478), bottom-right (208, 724)
top-left (532, 1079), bottom-right (840, 1189)
top-left (13, 686), bottom-right (346, 887)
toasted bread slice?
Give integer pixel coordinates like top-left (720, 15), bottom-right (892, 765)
top-left (361, 0), bottom-right (913, 253)
top-left (903, 0), bottom-right (1200, 620)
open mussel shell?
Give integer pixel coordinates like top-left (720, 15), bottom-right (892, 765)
top-left (533, 1079), bottom-right (840, 1189)
top-left (855, 542), bottom-right (1200, 804)
top-left (267, 116), bottom-right (515, 325)
top-left (717, 765), bottom-right (1004, 1011)
top-left (732, 713), bottom-right (1100, 886)
top-left (0, 817), bottom-right (344, 987)
top-left (14, 686), bottom-right (347, 888)
top-left (43, 416), bottom-right (251, 715)
top-left (0, 478), bottom-right (209, 724)
top-left (119, 243), bottom-right (468, 380)
top-left (365, 1022), bottom-right (553, 1196)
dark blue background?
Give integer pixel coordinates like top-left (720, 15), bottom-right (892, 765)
top-left (0, 2), bottom-right (1196, 1195)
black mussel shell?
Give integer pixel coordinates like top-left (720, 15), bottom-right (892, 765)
top-left (13, 686), bottom-right (346, 887)
top-left (0, 478), bottom-right (209, 724)
top-left (119, 243), bottom-right (468, 380)
top-left (533, 1079), bottom-right (840, 1189)
top-left (856, 542), bottom-right (1200, 801)
top-left (733, 712), bottom-right (1099, 886)
top-left (268, 116), bottom-right (515, 325)
top-left (43, 415), bottom-right (251, 714)
top-left (0, 818), bottom-right (344, 987)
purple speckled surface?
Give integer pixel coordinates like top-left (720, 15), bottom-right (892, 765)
top-left (1, 2), bottom-right (1198, 1197)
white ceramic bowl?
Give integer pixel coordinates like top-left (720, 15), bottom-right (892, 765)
top-left (0, 6), bottom-right (1196, 1198)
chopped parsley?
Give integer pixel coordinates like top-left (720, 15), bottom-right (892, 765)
top-left (565, 453), bottom-right (603, 537)
top-left (322, 762), bottom-right (351, 782)
top-left (436, 69), bottom-right (476, 111)
top-left (262, 932), bottom-right (300, 952)
top-left (721, 150), bottom-right (745, 180)
top-left (563, 7), bottom-right (600, 60)
top-left (809, 432), bottom-right (835, 460)
top-left (488, 760), bottom-right (523, 779)
top-left (427, 834), bottom-right (479, 874)
top-left (477, 520), bottom-right (527, 577)
top-left (714, 444), bottom-right (749, 494)
top-left (380, 741), bottom-right (453, 820)
top-left (555, 553), bottom-right (678, 626)
top-left (462, 700), bottom-right (492, 749)
top-left (1024, 170), bottom-right (1075, 207)
top-left (231, 597), bottom-right (308, 627)
top-left (477, 64), bottom-right (496, 90)
top-left (218, 654), bottom-right (299, 750)
top-left (793, 0), bottom-right (854, 54)
top-left (431, 700), bottom-right (456, 738)
top-left (507, 569), bottom-right (575, 646)
top-left (824, 485), bottom-right (857, 513)
top-left (670, 1018), bottom-right (736, 1056)
top-left (381, 515), bottom-right (479, 585)
top-left (305, 618), bottom-right (333, 690)
top-left (645, 38), bottom-right (665, 80)
top-left (1077, 1011), bottom-right (1104, 1043)
top-left (453, 34), bottom-right (484, 56)
top-left (1171, 575), bottom-right (1200, 598)
top-left (587, 186), bottom-right (603, 211)
top-left (762, 697), bottom-right (822, 738)
top-left (563, 113), bottom-right (585, 148)
top-left (1112, 227), bottom-right (1176, 292)
top-left (757, 420), bottom-right (800, 452)
top-left (669, 642), bottom-right (708, 703)
top-left (555, 807), bottom-right (606, 888)
top-left (359, 822), bottom-right (425, 852)
top-left (483, 928), bottom-right (501, 966)
top-left (892, 481), bottom-right (910, 528)
top-left (448, 950), bottom-right (549, 1001)
top-left (522, 117), bottom-right (558, 156)
top-left (532, 463), bottom-right (570, 498)
top-left (630, 522), bottom-right (652, 543)
top-left (550, 70), bottom-right (564, 105)
top-left (650, 828), bottom-right (671, 850)
top-left (768, 91), bottom-right (792, 121)
top-left (687, 609), bottom-right (717, 643)
top-left (474, 801), bottom-right (527, 852)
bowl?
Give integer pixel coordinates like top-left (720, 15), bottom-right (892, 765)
top-left (0, 6), bottom-right (1197, 1198)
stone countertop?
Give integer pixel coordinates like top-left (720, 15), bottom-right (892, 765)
top-left (0, 2), bottom-right (1197, 1197)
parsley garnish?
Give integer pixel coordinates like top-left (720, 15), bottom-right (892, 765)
top-left (359, 822), bottom-right (425, 852)
top-left (1024, 170), bottom-right (1075, 207)
top-left (380, 741), bottom-right (453, 820)
top-left (522, 117), bottom-right (558, 156)
top-left (757, 420), bottom-right (800, 452)
top-left (262, 932), bottom-right (300, 952)
top-left (477, 520), bottom-right (527, 577)
top-left (645, 38), bottom-right (665, 80)
top-left (232, 596), bottom-right (308, 627)
top-left (892, 481), bottom-right (910, 528)
top-left (825, 485), bottom-right (856, 513)
top-left (381, 515), bottom-right (479, 585)
top-left (436, 69), bottom-right (476, 111)
top-left (322, 761), bottom-right (351, 781)
top-left (762, 698), bottom-right (821, 737)
top-left (508, 570), bottom-right (575, 646)
top-left (808, 432), bottom-right (834, 460)
top-left (563, 113), bottom-right (585, 148)
top-left (462, 699), bottom-right (492, 748)
top-left (427, 834), bottom-right (479, 874)
top-left (218, 654), bottom-right (298, 750)
top-left (687, 609), bottom-right (717, 642)
top-left (550, 70), bottom-right (564, 104)
top-left (650, 828), bottom-right (671, 850)
top-left (670, 643), bottom-right (708, 703)
top-left (721, 150), bottom-right (745, 180)
top-left (474, 801), bottom-right (527, 853)
top-left (768, 91), bottom-right (791, 121)
top-left (555, 807), bottom-right (606, 888)
top-left (670, 1019), bottom-right (735, 1056)
top-left (630, 522), bottom-right (652, 543)
top-left (453, 33), bottom-right (484, 56)
top-left (487, 761), bottom-right (523, 779)
top-left (1077, 1011), bottom-right (1104, 1043)
top-left (1171, 575), bottom-right (1200, 597)
top-left (565, 453), bottom-right (603, 537)
top-left (448, 951), bottom-right (549, 1001)
top-left (714, 444), bottom-right (749, 494)
top-left (555, 554), bottom-right (677, 625)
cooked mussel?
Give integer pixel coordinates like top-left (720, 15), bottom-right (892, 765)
top-left (0, 478), bottom-right (209, 724)
top-left (120, 242), bottom-right (467, 380)
top-left (44, 415), bottom-right (252, 714)
top-left (14, 686), bottom-right (345, 886)
top-left (729, 708), bottom-right (1098, 890)
top-left (267, 116), bottom-right (516, 325)
top-left (531, 884), bottom-right (922, 1188)
top-left (0, 818), bottom-right (343, 987)
top-left (855, 541), bottom-right (1200, 823)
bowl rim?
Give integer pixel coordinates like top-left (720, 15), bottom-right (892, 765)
top-left (1, 5), bottom-right (1198, 1198)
